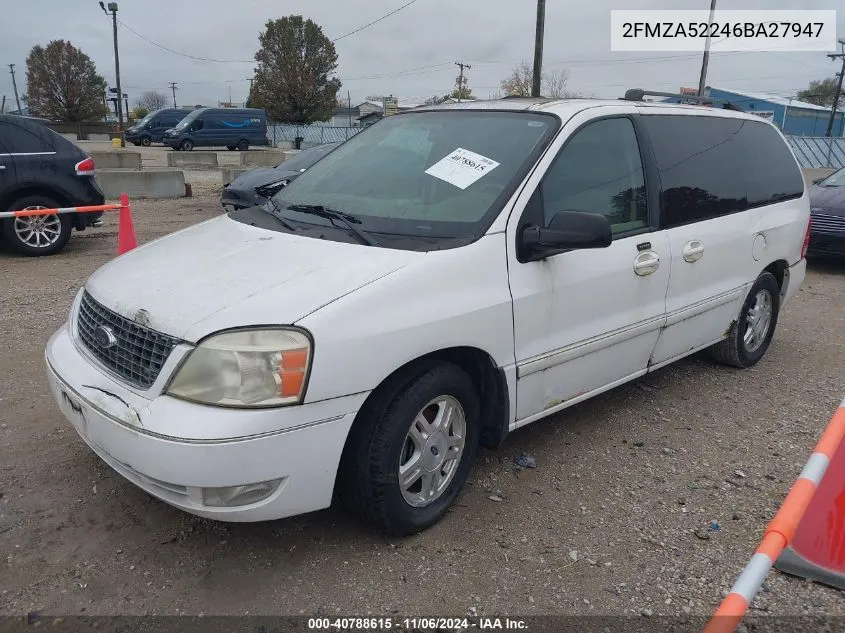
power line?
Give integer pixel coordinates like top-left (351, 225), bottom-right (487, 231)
top-left (116, 18), bottom-right (253, 63)
top-left (332, 0), bottom-right (421, 43)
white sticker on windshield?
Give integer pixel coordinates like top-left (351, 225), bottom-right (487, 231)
top-left (425, 148), bottom-right (500, 190)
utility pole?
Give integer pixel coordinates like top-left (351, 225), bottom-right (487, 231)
top-left (169, 82), bottom-right (178, 108)
top-left (99, 2), bottom-right (125, 147)
top-left (825, 39), bottom-right (845, 138)
top-left (697, 0), bottom-right (717, 99)
top-left (347, 90), bottom-right (352, 127)
top-left (454, 61), bottom-right (471, 102)
top-left (531, 0), bottom-right (546, 97)
top-left (8, 64), bottom-right (22, 114)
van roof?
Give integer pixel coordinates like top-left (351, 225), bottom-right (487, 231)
top-left (192, 107), bottom-right (265, 115)
top-left (419, 97), bottom-right (766, 124)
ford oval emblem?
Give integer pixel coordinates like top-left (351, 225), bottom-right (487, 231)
top-left (93, 325), bottom-right (118, 350)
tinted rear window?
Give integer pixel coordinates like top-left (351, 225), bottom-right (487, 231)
top-left (642, 115), bottom-right (804, 228)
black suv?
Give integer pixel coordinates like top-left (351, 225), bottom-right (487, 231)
top-left (0, 115), bottom-right (104, 256)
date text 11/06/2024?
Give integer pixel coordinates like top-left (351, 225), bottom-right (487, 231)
top-left (306, 617), bottom-right (528, 630)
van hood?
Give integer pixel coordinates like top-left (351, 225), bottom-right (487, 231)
top-left (85, 215), bottom-right (424, 342)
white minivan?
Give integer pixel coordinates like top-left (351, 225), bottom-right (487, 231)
top-left (46, 97), bottom-right (810, 535)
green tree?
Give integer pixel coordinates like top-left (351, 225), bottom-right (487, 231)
top-left (132, 106), bottom-right (150, 120)
top-left (251, 16), bottom-right (342, 123)
top-left (451, 85), bottom-right (474, 100)
top-left (797, 77), bottom-right (844, 108)
top-left (25, 40), bottom-right (108, 121)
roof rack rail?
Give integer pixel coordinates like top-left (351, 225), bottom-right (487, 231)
top-left (622, 89), bottom-right (744, 112)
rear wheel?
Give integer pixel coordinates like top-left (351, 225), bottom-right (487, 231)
top-left (236, 139), bottom-right (249, 151)
top-left (140, 136), bottom-right (152, 147)
top-left (708, 272), bottom-right (780, 368)
top-left (2, 195), bottom-right (72, 257)
top-left (338, 362), bottom-right (479, 536)
top-left (180, 139), bottom-right (194, 151)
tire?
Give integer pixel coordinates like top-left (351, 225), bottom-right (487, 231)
top-left (708, 272), bottom-right (780, 368)
top-left (181, 139), bottom-right (194, 151)
top-left (236, 140), bottom-right (249, 151)
top-left (226, 145), bottom-right (236, 151)
top-left (338, 362), bottom-right (480, 536)
top-left (131, 142), bottom-right (141, 147)
top-left (2, 195), bottom-right (72, 257)
top-left (140, 136), bottom-right (152, 147)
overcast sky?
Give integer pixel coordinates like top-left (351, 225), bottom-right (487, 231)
top-left (1, 0), bottom-right (842, 112)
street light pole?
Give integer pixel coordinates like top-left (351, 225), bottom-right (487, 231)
top-left (100, 2), bottom-right (124, 147)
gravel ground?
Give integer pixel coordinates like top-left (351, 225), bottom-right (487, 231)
top-left (1, 195), bottom-right (844, 621)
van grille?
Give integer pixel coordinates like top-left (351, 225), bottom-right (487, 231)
top-left (77, 291), bottom-right (182, 389)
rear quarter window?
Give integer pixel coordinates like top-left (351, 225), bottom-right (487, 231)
top-left (642, 114), bottom-right (804, 228)
top-left (0, 119), bottom-right (56, 154)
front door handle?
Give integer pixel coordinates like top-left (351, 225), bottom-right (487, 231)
top-left (634, 251), bottom-right (660, 276)
top-left (683, 240), bottom-right (704, 263)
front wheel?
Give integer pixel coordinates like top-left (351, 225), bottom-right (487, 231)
top-left (180, 139), bottom-right (194, 151)
top-left (708, 272), bottom-right (781, 368)
top-left (140, 136), bottom-right (152, 147)
top-left (2, 195), bottom-right (72, 256)
top-left (226, 145), bottom-right (236, 151)
top-left (338, 363), bottom-right (479, 536)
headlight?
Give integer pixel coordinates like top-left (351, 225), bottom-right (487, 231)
top-left (166, 328), bottom-right (312, 408)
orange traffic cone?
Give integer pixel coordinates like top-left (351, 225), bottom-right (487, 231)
top-left (775, 399), bottom-right (845, 589)
top-left (117, 192), bottom-right (138, 255)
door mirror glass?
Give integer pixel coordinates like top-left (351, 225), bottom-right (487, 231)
top-left (521, 210), bottom-right (612, 257)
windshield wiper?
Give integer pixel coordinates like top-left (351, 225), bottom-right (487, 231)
top-left (286, 204), bottom-right (380, 247)
top-left (260, 198), bottom-right (297, 231)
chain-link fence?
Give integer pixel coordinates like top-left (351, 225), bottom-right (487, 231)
top-left (268, 124), bottom-right (363, 147)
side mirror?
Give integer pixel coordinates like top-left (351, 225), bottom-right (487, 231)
top-left (521, 210), bottom-right (612, 260)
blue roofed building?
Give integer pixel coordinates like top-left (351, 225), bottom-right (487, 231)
top-left (665, 87), bottom-right (844, 137)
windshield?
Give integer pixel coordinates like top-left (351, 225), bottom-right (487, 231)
top-left (174, 110), bottom-right (202, 129)
top-left (267, 110), bottom-right (558, 249)
top-left (277, 143), bottom-right (339, 171)
top-left (135, 112), bottom-right (155, 128)
top-left (818, 166), bottom-right (845, 187)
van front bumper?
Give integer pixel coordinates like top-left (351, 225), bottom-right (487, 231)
top-left (45, 324), bottom-right (365, 522)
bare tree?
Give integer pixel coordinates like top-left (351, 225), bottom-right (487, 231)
top-left (500, 62), bottom-right (533, 97)
top-left (543, 68), bottom-right (571, 99)
top-left (138, 90), bottom-right (168, 111)
top-left (500, 63), bottom-right (577, 99)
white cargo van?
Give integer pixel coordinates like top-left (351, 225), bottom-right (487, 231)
top-left (46, 96), bottom-right (810, 535)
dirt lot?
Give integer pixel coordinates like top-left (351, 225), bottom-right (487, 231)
top-left (1, 194), bottom-right (844, 620)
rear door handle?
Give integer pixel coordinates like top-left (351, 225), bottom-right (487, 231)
top-left (634, 251), bottom-right (660, 276)
top-left (683, 240), bottom-right (704, 263)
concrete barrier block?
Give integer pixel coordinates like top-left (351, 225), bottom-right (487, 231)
top-left (802, 168), bottom-right (836, 184)
top-left (166, 152), bottom-right (219, 168)
top-left (274, 140), bottom-right (295, 150)
top-left (96, 169), bottom-right (187, 199)
top-left (88, 133), bottom-right (111, 141)
top-left (61, 132), bottom-right (79, 142)
top-left (240, 151), bottom-right (286, 167)
top-left (221, 168), bottom-right (251, 183)
top-left (281, 150), bottom-right (300, 162)
top-left (89, 151), bottom-right (142, 169)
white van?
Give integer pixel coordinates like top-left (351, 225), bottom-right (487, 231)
top-left (45, 97), bottom-right (810, 535)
